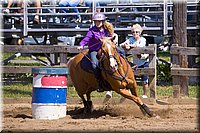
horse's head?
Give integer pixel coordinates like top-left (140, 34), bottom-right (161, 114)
top-left (99, 36), bottom-right (118, 70)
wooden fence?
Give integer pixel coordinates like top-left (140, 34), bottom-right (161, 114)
top-left (2, 44), bottom-right (199, 98)
top-left (1, 44), bottom-right (157, 98)
top-left (170, 44), bottom-right (200, 97)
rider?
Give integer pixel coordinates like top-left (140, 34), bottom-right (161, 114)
top-left (77, 12), bottom-right (114, 92)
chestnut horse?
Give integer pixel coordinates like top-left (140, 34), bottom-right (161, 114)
top-left (67, 36), bottom-right (155, 117)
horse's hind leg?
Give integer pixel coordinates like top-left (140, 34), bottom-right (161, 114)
top-left (77, 94), bottom-right (88, 113)
top-left (78, 92), bottom-right (93, 113)
top-left (86, 92), bottom-right (93, 113)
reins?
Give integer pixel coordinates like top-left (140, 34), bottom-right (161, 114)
top-left (100, 46), bottom-right (130, 83)
top-left (81, 41), bottom-right (101, 51)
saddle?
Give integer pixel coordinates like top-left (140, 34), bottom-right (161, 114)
top-left (80, 54), bottom-right (94, 73)
top-left (80, 50), bottom-right (102, 73)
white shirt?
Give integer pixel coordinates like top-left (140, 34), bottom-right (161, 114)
top-left (123, 36), bottom-right (149, 66)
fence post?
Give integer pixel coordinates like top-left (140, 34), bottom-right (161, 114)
top-left (60, 53), bottom-right (68, 65)
top-left (148, 44), bottom-right (157, 98)
top-left (171, 44), bottom-right (180, 98)
top-left (173, 1), bottom-right (189, 97)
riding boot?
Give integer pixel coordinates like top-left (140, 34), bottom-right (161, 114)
top-left (97, 80), bottom-right (104, 92)
top-left (94, 68), bottom-right (104, 92)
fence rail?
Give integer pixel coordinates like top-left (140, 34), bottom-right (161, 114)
top-left (170, 44), bottom-right (200, 97)
top-left (1, 44), bottom-right (157, 98)
top-left (2, 43), bottom-right (200, 98)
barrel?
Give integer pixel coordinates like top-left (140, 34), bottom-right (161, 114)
top-left (32, 67), bottom-right (68, 120)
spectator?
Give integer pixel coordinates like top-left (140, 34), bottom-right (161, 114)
top-left (2, 0), bottom-right (14, 14)
top-left (82, 0), bottom-right (112, 24)
top-left (81, 0), bottom-right (101, 23)
top-left (58, 0), bottom-right (82, 23)
top-left (106, 23), bottom-right (149, 99)
top-left (19, 0), bottom-right (41, 24)
top-left (84, 0), bottom-right (101, 13)
top-left (3, 0), bottom-right (41, 24)
top-left (33, 0), bottom-right (41, 24)
top-left (98, 0), bottom-right (112, 6)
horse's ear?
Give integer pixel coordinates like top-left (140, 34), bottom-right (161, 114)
top-left (111, 36), bottom-right (116, 42)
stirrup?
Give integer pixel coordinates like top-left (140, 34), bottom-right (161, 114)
top-left (97, 83), bottom-right (104, 92)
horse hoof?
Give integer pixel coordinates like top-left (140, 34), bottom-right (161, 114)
top-left (140, 104), bottom-right (156, 117)
top-left (83, 101), bottom-right (93, 113)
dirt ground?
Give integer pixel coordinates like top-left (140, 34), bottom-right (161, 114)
top-left (2, 96), bottom-right (199, 133)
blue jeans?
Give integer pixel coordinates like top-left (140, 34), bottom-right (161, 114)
top-left (138, 62), bottom-right (149, 84)
top-left (59, 0), bottom-right (81, 19)
top-left (89, 50), bottom-right (100, 79)
top-left (85, 0), bottom-right (100, 7)
top-left (99, 0), bottom-right (112, 6)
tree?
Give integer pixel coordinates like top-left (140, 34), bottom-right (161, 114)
top-left (172, 0), bottom-right (188, 97)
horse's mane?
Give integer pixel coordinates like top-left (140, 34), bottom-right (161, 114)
top-left (103, 36), bottom-right (113, 41)
top-left (101, 36), bottom-right (116, 47)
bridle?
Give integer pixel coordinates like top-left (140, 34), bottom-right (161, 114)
top-left (99, 41), bottom-right (130, 83)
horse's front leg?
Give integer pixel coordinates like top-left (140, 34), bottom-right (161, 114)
top-left (117, 89), bottom-right (155, 117)
top-left (118, 89), bottom-right (143, 105)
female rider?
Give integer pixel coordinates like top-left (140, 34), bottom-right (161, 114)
top-left (77, 12), bottom-right (114, 92)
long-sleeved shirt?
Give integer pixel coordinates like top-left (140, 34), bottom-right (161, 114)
top-left (80, 26), bottom-right (111, 51)
top-left (123, 36), bottom-right (149, 66)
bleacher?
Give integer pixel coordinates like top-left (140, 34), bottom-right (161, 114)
top-left (1, 0), bottom-right (199, 45)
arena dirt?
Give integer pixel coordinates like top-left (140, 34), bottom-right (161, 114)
top-left (2, 97), bottom-right (199, 132)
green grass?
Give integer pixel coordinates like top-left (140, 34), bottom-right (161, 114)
top-left (2, 52), bottom-right (48, 60)
top-left (2, 51), bottom-right (199, 99)
top-left (1, 52), bottom-right (49, 66)
top-left (157, 51), bottom-right (171, 62)
top-left (3, 83), bottom-right (32, 98)
top-left (2, 83), bottom-right (200, 99)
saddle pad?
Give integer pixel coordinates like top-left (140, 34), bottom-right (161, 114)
top-left (80, 54), bottom-right (94, 73)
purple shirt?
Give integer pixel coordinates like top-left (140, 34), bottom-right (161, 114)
top-left (80, 26), bottom-right (111, 51)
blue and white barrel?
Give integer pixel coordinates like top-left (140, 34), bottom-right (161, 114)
top-left (32, 68), bottom-right (68, 120)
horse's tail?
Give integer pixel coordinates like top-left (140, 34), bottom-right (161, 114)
top-left (66, 57), bottom-right (76, 86)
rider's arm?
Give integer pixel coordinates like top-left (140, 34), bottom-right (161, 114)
top-left (79, 30), bottom-right (93, 47)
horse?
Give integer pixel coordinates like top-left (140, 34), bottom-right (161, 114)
top-left (67, 36), bottom-right (156, 117)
